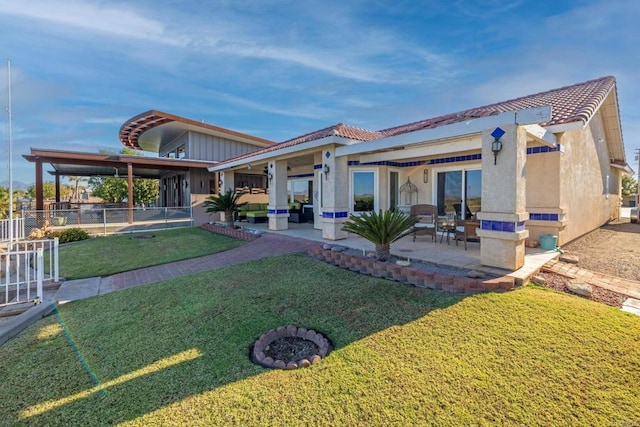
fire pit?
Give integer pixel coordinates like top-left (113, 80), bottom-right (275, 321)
top-left (251, 325), bottom-right (331, 369)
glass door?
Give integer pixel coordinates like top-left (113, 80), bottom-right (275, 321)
top-left (437, 171), bottom-right (462, 217)
top-left (389, 171), bottom-right (399, 211)
top-left (436, 169), bottom-right (481, 219)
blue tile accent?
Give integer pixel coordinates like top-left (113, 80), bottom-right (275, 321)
top-left (322, 211), bottom-right (349, 219)
top-left (526, 145), bottom-right (561, 155)
top-left (529, 212), bottom-right (559, 221)
top-left (325, 151), bottom-right (331, 158)
top-left (288, 173), bottom-right (314, 178)
top-left (481, 220), bottom-right (521, 233)
top-left (268, 209), bottom-right (291, 215)
top-left (314, 164), bottom-right (322, 169)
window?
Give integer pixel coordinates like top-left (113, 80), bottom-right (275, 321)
top-left (351, 170), bottom-right (377, 213)
top-left (287, 179), bottom-right (312, 203)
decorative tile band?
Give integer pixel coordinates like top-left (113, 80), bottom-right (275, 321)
top-left (527, 145), bottom-right (562, 155)
top-left (481, 220), bottom-right (526, 233)
top-left (314, 164), bottom-right (323, 169)
top-left (529, 213), bottom-right (560, 221)
top-left (267, 209), bottom-right (289, 215)
top-left (322, 211), bottom-right (349, 219)
top-left (288, 173), bottom-right (314, 178)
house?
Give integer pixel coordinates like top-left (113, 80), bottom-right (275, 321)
top-left (31, 76), bottom-right (624, 271)
top-left (202, 76), bottom-right (630, 270)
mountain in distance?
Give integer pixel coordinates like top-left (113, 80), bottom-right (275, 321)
top-left (0, 180), bottom-right (31, 191)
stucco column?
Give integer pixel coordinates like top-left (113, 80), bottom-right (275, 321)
top-left (220, 170), bottom-right (235, 194)
top-left (313, 152), bottom-right (323, 230)
top-left (321, 146), bottom-right (349, 240)
top-left (268, 160), bottom-right (290, 230)
top-left (476, 124), bottom-right (529, 270)
top-left (219, 170), bottom-right (235, 223)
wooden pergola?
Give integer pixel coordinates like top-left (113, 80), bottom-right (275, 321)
top-left (23, 148), bottom-right (219, 224)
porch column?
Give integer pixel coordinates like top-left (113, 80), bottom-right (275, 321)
top-left (313, 152), bottom-right (322, 230)
top-left (219, 170), bottom-right (235, 223)
top-left (220, 170), bottom-right (234, 194)
top-left (127, 162), bottom-right (134, 224)
top-left (35, 160), bottom-right (43, 211)
top-left (268, 160), bottom-right (289, 231)
top-left (321, 146), bottom-right (349, 240)
top-left (476, 124), bottom-right (529, 270)
top-left (55, 174), bottom-right (61, 203)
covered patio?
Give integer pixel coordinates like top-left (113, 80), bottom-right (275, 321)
top-left (238, 221), bottom-right (559, 284)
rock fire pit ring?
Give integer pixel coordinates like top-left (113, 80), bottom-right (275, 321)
top-left (251, 325), bottom-right (331, 369)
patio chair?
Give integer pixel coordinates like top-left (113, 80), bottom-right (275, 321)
top-left (410, 204), bottom-right (437, 243)
top-left (454, 219), bottom-right (480, 250)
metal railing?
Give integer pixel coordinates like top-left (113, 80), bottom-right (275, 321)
top-left (21, 206), bottom-right (192, 236)
top-left (0, 217), bottom-right (25, 243)
top-left (10, 238), bottom-right (59, 283)
top-left (1, 247), bottom-right (45, 307)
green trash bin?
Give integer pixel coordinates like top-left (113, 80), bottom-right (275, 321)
top-left (539, 234), bottom-right (558, 250)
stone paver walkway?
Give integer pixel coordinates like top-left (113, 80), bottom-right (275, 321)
top-left (542, 259), bottom-right (640, 300)
top-left (96, 233), bottom-right (318, 297)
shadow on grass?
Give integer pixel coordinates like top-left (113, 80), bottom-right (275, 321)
top-left (1, 253), bottom-right (465, 425)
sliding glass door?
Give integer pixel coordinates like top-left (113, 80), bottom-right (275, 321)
top-left (436, 169), bottom-right (481, 219)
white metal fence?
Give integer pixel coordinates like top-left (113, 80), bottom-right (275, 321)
top-left (0, 217), bottom-right (25, 243)
top-left (1, 247), bottom-right (45, 307)
top-left (21, 206), bottom-right (192, 236)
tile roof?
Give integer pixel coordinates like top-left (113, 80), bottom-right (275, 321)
top-left (215, 76), bottom-right (617, 166)
top-left (379, 76), bottom-right (616, 137)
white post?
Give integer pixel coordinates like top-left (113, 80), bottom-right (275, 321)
top-left (7, 59), bottom-right (14, 251)
top-left (54, 237), bottom-right (59, 282)
top-left (36, 248), bottom-right (44, 302)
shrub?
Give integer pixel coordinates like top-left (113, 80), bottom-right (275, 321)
top-left (58, 228), bottom-right (90, 244)
top-left (342, 209), bottom-right (416, 261)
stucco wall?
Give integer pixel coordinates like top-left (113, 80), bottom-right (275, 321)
top-left (525, 112), bottom-right (618, 245)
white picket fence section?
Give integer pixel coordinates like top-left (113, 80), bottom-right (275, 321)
top-left (1, 238), bottom-right (58, 307)
top-left (0, 217), bottom-right (25, 243)
top-left (1, 247), bottom-right (44, 306)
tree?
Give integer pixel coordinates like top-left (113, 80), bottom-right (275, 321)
top-left (622, 174), bottom-right (638, 197)
top-left (0, 186), bottom-right (8, 219)
top-left (204, 189), bottom-right (246, 227)
top-left (26, 181), bottom-right (70, 200)
top-left (342, 209), bottom-right (417, 262)
top-left (132, 178), bottom-right (159, 207)
top-left (88, 177), bottom-right (128, 203)
top-left (68, 176), bottom-right (88, 202)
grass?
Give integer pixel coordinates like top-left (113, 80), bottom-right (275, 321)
top-left (55, 227), bottom-right (245, 279)
top-left (1, 253), bottom-right (639, 426)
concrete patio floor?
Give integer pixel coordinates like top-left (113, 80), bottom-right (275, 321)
top-left (242, 221), bottom-right (560, 284)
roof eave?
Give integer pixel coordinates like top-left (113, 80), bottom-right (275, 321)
top-left (208, 136), bottom-right (353, 172)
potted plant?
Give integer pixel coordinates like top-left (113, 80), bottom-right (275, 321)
top-left (204, 189), bottom-right (247, 228)
top-left (342, 209), bottom-right (416, 262)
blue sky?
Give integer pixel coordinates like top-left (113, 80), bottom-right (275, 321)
top-left (1, 0), bottom-right (639, 186)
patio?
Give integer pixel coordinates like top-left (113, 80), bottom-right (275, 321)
top-left (240, 221), bottom-right (560, 284)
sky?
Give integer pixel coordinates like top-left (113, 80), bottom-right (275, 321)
top-left (0, 0), bottom-right (639, 186)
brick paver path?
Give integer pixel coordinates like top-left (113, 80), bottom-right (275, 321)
top-left (543, 259), bottom-right (640, 300)
top-left (99, 233), bottom-right (318, 295)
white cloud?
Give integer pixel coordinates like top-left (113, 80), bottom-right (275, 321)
top-left (0, 1), bottom-right (185, 46)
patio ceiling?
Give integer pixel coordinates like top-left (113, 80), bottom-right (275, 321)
top-left (24, 148), bottom-right (219, 179)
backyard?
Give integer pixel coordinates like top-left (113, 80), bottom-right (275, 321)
top-left (0, 231), bottom-right (639, 425)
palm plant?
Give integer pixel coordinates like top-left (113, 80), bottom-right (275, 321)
top-left (204, 189), bottom-right (247, 227)
top-left (342, 209), bottom-right (416, 261)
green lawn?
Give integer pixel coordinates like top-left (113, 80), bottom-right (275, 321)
top-left (1, 254), bottom-right (639, 426)
top-left (56, 227), bottom-right (245, 279)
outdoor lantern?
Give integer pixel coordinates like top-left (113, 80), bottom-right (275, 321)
top-left (323, 164), bottom-right (330, 179)
top-left (491, 127), bottom-right (505, 165)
